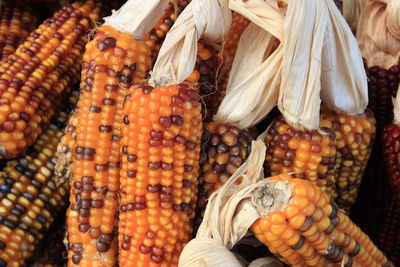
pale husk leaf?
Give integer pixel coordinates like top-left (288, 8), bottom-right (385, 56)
top-left (149, 0), bottom-right (231, 87)
top-left (248, 257), bottom-right (284, 267)
top-left (320, 0), bottom-right (368, 116)
top-left (178, 140), bottom-right (266, 267)
top-left (213, 0), bottom-right (284, 129)
top-left (278, 0), bottom-right (328, 130)
top-left (357, 1), bottom-right (400, 68)
top-left (393, 84), bottom-right (400, 125)
top-left (103, 0), bottom-right (169, 38)
top-left (342, 0), bottom-right (367, 31)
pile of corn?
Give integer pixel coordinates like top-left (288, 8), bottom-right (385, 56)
top-left (0, 0), bottom-right (396, 266)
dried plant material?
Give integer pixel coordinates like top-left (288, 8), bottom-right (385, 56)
top-left (248, 257), bottom-right (284, 267)
top-left (150, 0), bottom-right (231, 86)
top-left (342, 0), bottom-right (367, 31)
top-left (179, 139), bottom-right (267, 267)
top-left (214, 0), bottom-right (284, 129)
top-left (279, 0), bottom-right (368, 130)
top-left (320, 0), bottom-right (368, 117)
top-left (357, 0), bottom-right (400, 68)
top-left (278, 0), bottom-right (328, 130)
top-left (393, 84), bottom-right (400, 125)
top-left (103, 0), bottom-right (170, 38)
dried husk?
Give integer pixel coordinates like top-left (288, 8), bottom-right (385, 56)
top-left (213, 0), bottom-right (285, 129)
top-left (342, 0), bottom-right (368, 31)
top-left (179, 139), bottom-right (285, 266)
top-left (279, 0), bottom-right (368, 130)
top-left (393, 84), bottom-right (400, 125)
top-left (357, 0), bottom-right (400, 69)
top-left (149, 0), bottom-right (231, 87)
top-left (320, 0), bottom-right (368, 117)
top-left (103, 0), bottom-right (170, 38)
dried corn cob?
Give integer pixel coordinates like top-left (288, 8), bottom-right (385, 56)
top-left (321, 108), bottom-right (376, 211)
top-left (366, 64), bottom-right (400, 130)
top-left (27, 209), bottom-right (68, 267)
top-left (251, 174), bottom-right (393, 267)
top-left (118, 83), bottom-right (202, 266)
top-left (383, 122), bottom-right (400, 206)
top-left (195, 122), bottom-right (256, 228)
top-left (0, 1), bottom-right (100, 159)
top-left (0, 111), bottom-right (70, 266)
top-left (66, 25), bottom-right (153, 266)
top-left (264, 116), bottom-right (337, 196)
top-left (0, 2), bottom-right (38, 60)
top-left (377, 197), bottom-right (400, 266)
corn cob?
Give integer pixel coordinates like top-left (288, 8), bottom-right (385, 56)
top-left (0, 1), bottom-right (100, 159)
top-left (27, 209), bottom-right (68, 267)
top-left (366, 63), bottom-right (400, 130)
top-left (383, 123), bottom-right (400, 205)
top-left (264, 116), bottom-right (337, 196)
top-left (0, 2), bottom-right (38, 61)
top-left (66, 25), bottom-right (153, 266)
top-left (320, 108), bottom-right (376, 211)
top-left (118, 83), bottom-right (202, 266)
top-left (0, 109), bottom-right (71, 266)
top-left (251, 174), bottom-right (393, 267)
top-left (377, 197), bottom-right (400, 266)
top-left (350, 62), bottom-right (399, 240)
top-left (195, 122), bottom-right (256, 228)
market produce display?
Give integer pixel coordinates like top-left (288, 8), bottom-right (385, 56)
top-left (0, 0), bottom-right (397, 266)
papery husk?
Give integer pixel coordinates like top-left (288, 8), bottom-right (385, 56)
top-left (320, 0), bottom-right (368, 117)
top-left (357, 0), bottom-right (400, 69)
top-left (248, 257), bottom-right (284, 267)
top-left (278, 0), bottom-right (328, 130)
top-left (213, 0), bottom-right (285, 129)
top-left (103, 0), bottom-right (169, 39)
top-left (393, 84), bottom-right (400, 125)
top-left (149, 0), bottom-right (231, 87)
top-left (342, 0), bottom-right (367, 31)
top-left (179, 135), bottom-right (285, 267)
top-left (279, 0), bottom-right (368, 130)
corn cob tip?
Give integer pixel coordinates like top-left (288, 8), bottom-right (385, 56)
top-left (253, 180), bottom-right (292, 217)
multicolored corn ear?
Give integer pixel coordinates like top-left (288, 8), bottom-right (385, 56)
top-left (383, 123), bottom-right (400, 206)
top-left (0, 2), bottom-right (38, 61)
top-left (320, 108), bottom-right (376, 211)
top-left (0, 1), bottom-right (100, 159)
top-left (264, 116), bottom-right (337, 196)
top-left (195, 122), bottom-right (256, 229)
top-left (118, 83), bottom-right (202, 266)
top-left (0, 108), bottom-right (72, 266)
top-left (66, 25), bottom-right (153, 266)
top-left (377, 197), bottom-right (400, 266)
top-left (251, 174), bottom-right (393, 267)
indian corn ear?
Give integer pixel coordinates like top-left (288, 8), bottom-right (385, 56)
top-left (321, 108), bottom-right (376, 211)
top-left (195, 122), bottom-right (256, 229)
top-left (377, 197), bottom-right (400, 266)
top-left (66, 25), bottom-right (153, 266)
top-left (0, 2), bottom-right (38, 60)
top-left (118, 83), bottom-right (202, 266)
top-left (0, 113), bottom-right (70, 266)
top-left (0, 1), bottom-right (100, 158)
top-left (366, 63), bottom-right (400, 130)
top-left (383, 123), bottom-right (400, 206)
top-left (264, 116), bottom-right (337, 196)
top-left (252, 174), bottom-right (393, 267)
